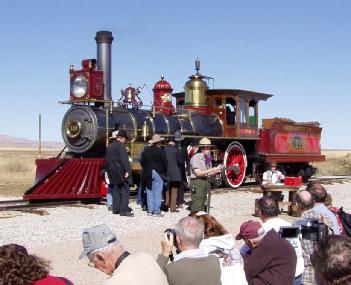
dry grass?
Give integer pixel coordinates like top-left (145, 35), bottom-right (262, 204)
top-left (314, 150), bottom-right (351, 176)
top-left (0, 148), bottom-right (60, 197)
top-left (0, 148), bottom-right (349, 198)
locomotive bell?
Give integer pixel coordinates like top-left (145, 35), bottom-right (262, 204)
top-left (184, 59), bottom-right (208, 108)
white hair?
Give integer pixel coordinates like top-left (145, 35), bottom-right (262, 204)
top-left (175, 216), bottom-right (204, 248)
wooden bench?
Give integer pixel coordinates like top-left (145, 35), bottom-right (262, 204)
top-left (255, 184), bottom-right (300, 216)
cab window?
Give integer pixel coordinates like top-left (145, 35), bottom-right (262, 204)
top-left (249, 100), bottom-right (256, 127)
top-left (225, 98), bottom-right (236, 125)
top-left (240, 98), bottom-right (247, 124)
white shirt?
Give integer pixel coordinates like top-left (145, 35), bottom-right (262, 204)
top-left (262, 170), bottom-right (284, 185)
top-left (200, 234), bottom-right (248, 285)
top-left (262, 217), bottom-right (304, 277)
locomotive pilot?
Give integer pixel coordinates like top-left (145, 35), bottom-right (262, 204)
top-left (189, 138), bottom-right (223, 213)
top-left (262, 162), bottom-right (285, 185)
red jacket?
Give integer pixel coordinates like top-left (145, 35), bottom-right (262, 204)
top-left (33, 275), bottom-right (74, 285)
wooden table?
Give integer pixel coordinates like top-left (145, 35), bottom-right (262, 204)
top-left (257, 184), bottom-right (300, 216)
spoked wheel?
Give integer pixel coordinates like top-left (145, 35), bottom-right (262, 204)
top-left (223, 142), bottom-right (247, 188)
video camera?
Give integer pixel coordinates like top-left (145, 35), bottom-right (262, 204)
top-left (278, 219), bottom-right (328, 241)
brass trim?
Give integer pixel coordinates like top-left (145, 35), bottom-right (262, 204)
top-left (127, 112), bottom-right (138, 142)
top-left (66, 120), bottom-right (82, 138)
top-left (187, 112), bottom-right (196, 134)
top-left (211, 113), bottom-right (224, 136)
top-left (146, 112), bottom-right (156, 134)
top-left (159, 113), bottom-right (170, 134)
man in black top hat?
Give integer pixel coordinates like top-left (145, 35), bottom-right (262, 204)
top-left (174, 130), bottom-right (190, 208)
top-left (105, 130), bottom-right (134, 217)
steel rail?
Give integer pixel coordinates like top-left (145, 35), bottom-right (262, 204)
top-left (0, 176), bottom-right (349, 211)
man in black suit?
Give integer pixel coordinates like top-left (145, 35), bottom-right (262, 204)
top-left (105, 130), bottom-right (133, 217)
top-left (174, 130), bottom-right (190, 208)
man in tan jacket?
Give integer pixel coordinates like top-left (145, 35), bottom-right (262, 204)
top-left (157, 216), bottom-right (221, 285)
top-left (79, 224), bottom-right (168, 285)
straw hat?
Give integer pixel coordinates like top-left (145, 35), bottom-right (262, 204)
top-left (198, 138), bottom-right (213, 147)
top-left (149, 134), bottom-right (165, 144)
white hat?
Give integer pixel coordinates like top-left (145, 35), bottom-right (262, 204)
top-left (149, 134), bottom-right (165, 144)
top-left (197, 138), bottom-right (213, 147)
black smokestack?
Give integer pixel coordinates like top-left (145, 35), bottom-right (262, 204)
top-left (95, 31), bottom-right (114, 106)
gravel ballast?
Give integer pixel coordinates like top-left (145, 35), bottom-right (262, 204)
top-left (1, 181), bottom-right (350, 285)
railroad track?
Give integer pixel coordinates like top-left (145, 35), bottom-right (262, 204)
top-left (0, 176), bottom-right (349, 212)
top-left (0, 200), bottom-right (90, 212)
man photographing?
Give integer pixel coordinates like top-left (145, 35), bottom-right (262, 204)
top-left (157, 216), bottom-right (221, 285)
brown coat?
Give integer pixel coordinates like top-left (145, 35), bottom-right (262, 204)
top-left (157, 254), bottom-right (221, 285)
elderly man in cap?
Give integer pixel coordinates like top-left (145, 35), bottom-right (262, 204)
top-left (105, 130), bottom-right (133, 217)
top-left (237, 220), bottom-right (297, 285)
top-left (80, 224), bottom-right (168, 285)
top-left (189, 137), bottom-right (223, 212)
top-left (140, 133), bottom-right (168, 217)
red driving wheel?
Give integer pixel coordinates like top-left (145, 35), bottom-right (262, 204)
top-left (223, 142), bottom-right (247, 188)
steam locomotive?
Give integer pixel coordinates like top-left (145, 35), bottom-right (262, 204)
top-left (24, 31), bottom-right (325, 201)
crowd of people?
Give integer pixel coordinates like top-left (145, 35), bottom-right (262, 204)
top-left (1, 182), bottom-right (351, 285)
top-left (104, 129), bottom-right (222, 218)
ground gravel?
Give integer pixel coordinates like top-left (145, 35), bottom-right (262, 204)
top-left (1, 181), bottom-right (350, 285)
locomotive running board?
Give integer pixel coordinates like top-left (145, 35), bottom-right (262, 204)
top-left (24, 158), bottom-right (105, 201)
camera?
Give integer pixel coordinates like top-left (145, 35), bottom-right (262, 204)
top-left (300, 219), bottom-right (328, 241)
top-left (164, 229), bottom-right (178, 261)
top-left (279, 226), bottom-right (300, 239)
top-left (164, 228), bottom-right (176, 241)
top-left (278, 219), bottom-right (328, 241)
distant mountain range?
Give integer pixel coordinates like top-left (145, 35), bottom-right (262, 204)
top-left (0, 135), bottom-right (64, 149)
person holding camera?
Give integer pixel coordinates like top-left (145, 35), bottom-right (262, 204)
top-left (257, 196), bottom-right (304, 285)
top-left (189, 138), bottom-right (223, 212)
top-left (236, 220), bottom-right (297, 285)
top-left (306, 182), bottom-right (340, 235)
top-left (157, 216), bottom-right (221, 285)
top-left (293, 190), bottom-right (333, 285)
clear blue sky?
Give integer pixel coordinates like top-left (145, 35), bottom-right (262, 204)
top-left (0, 0), bottom-right (350, 149)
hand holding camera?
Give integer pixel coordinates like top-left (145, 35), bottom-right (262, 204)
top-left (161, 229), bottom-right (175, 258)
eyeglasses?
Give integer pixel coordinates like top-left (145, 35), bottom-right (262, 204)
top-left (88, 260), bottom-right (96, 267)
top-left (87, 254), bottom-right (96, 268)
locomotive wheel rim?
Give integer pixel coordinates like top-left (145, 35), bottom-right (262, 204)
top-left (224, 142), bottom-right (247, 188)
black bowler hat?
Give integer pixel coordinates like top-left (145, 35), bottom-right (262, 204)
top-left (174, 130), bottom-right (184, 142)
top-left (109, 129), bottom-right (128, 139)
